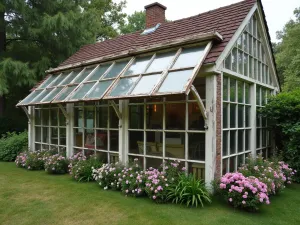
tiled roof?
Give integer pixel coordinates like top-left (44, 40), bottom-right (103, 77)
top-left (59, 0), bottom-right (256, 68)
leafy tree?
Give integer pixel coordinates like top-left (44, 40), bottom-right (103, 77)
top-left (275, 7), bottom-right (300, 91)
top-left (120, 11), bottom-right (145, 34)
top-left (0, 0), bottom-right (126, 131)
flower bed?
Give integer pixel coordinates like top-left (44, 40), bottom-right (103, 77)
top-left (15, 150), bottom-right (49, 170)
top-left (44, 154), bottom-right (69, 174)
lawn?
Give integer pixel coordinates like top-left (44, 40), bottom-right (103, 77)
top-left (0, 162), bottom-right (300, 225)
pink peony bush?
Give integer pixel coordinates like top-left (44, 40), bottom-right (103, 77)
top-left (219, 172), bottom-right (270, 211)
top-left (279, 161), bottom-right (296, 184)
top-left (15, 150), bottom-right (49, 170)
top-left (68, 151), bottom-right (87, 174)
top-left (44, 154), bottom-right (69, 174)
top-left (15, 152), bottom-right (28, 168)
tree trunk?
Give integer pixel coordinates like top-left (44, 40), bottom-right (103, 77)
top-left (0, 7), bottom-right (6, 117)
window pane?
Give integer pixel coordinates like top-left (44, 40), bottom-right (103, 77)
top-left (124, 55), bottom-right (152, 76)
top-left (131, 74), bottom-right (160, 95)
top-left (35, 127), bottom-right (41, 142)
top-left (51, 127), bottom-right (58, 145)
top-left (50, 108), bottom-right (58, 126)
top-left (129, 105), bottom-right (144, 129)
top-left (146, 158), bottom-right (162, 169)
top-left (103, 60), bottom-right (129, 79)
top-left (85, 107), bottom-right (94, 129)
top-left (238, 105), bottom-right (244, 128)
top-left (166, 103), bottom-right (185, 130)
top-left (146, 104), bottom-right (163, 129)
top-left (223, 131), bottom-right (228, 156)
top-left (110, 130), bottom-right (119, 152)
top-left (238, 50), bottom-right (243, 74)
top-left (243, 32), bottom-right (248, 52)
top-left (86, 80), bottom-right (113, 99)
top-left (166, 132), bottom-right (185, 159)
top-left (69, 82), bottom-right (96, 100)
top-left (109, 106), bottom-right (119, 128)
top-left (244, 53), bottom-right (248, 76)
top-left (20, 90), bottom-right (43, 105)
top-left (230, 104), bottom-right (236, 128)
top-left (172, 46), bottom-right (205, 69)
top-left (238, 130), bottom-right (244, 153)
top-left (31, 89), bottom-right (52, 103)
top-left (188, 102), bottom-right (205, 130)
top-left (54, 86), bottom-right (76, 101)
top-left (35, 109), bottom-right (41, 125)
top-left (42, 127), bottom-right (49, 143)
top-left (225, 54), bottom-right (231, 70)
top-left (146, 131), bottom-right (162, 156)
top-left (60, 71), bottom-right (80, 85)
top-left (146, 51), bottom-right (176, 73)
top-left (230, 79), bottom-right (236, 102)
top-left (96, 106), bottom-right (108, 128)
top-left (129, 131), bottom-right (144, 154)
top-left (245, 129), bottom-right (250, 150)
top-left (230, 131), bottom-right (236, 154)
top-left (38, 75), bottom-right (57, 89)
top-left (42, 87), bottom-right (64, 102)
top-left (49, 73), bottom-right (68, 87)
top-left (95, 130), bottom-right (107, 150)
top-left (87, 64), bottom-right (111, 81)
top-left (238, 81), bottom-right (244, 103)
top-left (245, 106), bottom-right (251, 127)
top-left (223, 103), bottom-right (228, 129)
top-left (223, 77), bottom-right (228, 101)
top-left (231, 48), bottom-right (237, 72)
top-left (189, 133), bottom-right (205, 161)
top-left (42, 109), bottom-right (49, 126)
top-left (73, 67), bottom-right (96, 84)
top-left (109, 77), bottom-right (138, 96)
top-left (158, 69), bottom-right (193, 93)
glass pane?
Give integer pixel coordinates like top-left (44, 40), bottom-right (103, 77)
top-left (231, 48), bottom-right (237, 72)
top-left (74, 128), bottom-right (83, 147)
top-left (129, 105), bottom-right (144, 129)
top-left (109, 130), bottom-right (119, 152)
top-left (41, 87), bottom-right (63, 102)
top-left (54, 86), bottom-right (77, 101)
top-left (223, 103), bottom-right (228, 129)
top-left (42, 127), bottom-right (49, 143)
top-left (243, 32), bottom-right (248, 52)
top-left (42, 109), bottom-right (49, 126)
top-left (35, 127), bottom-right (41, 142)
top-left (19, 90), bottom-right (43, 105)
top-left (238, 130), bottom-right (244, 153)
top-left (230, 79), bottom-right (236, 102)
top-left (146, 104), bottom-right (163, 129)
top-left (50, 108), bottom-right (58, 126)
top-left (31, 89), bottom-right (52, 103)
top-left (146, 131), bottom-right (162, 157)
top-left (49, 73), bottom-right (68, 87)
top-left (35, 109), bottom-right (41, 125)
top-left (166, 132), bottom-right (185, 159)
top-left (129, 131), bottom-right (144, 154)
top-left (59, 109), bottom-right (66, 126)
top-left (124, 55), bottom-right (152, 76)
top-left (87, 64), bottom-right (111, 81)
top-left (84, 129), bottom-right (94, 149)
top-left (85, 107), bottom-right (94, 129)
top-left (245, 83), bottom-right (250, 104)
top-left (96, 106), bottom-right (108, 128)
top-left (223, 77), bottom-right (228, 101)
top-left (146, 158), bottom-right (162, 169)
top-left (237, 36), bottom-right (242, 49)
top-left (188, 102), bottom-right (205, 130)
top-left (230, 104), bottom-right (236, 128)
top-left (51, 127), bottom-right (58, 145)
top-left (146, 51), bottom-right (176, 73)
top-left (222, 158), bottom-right (228, 175)
top-left (230, 131), bottom-right (236, 154)
top-left (244, 53), bottom-right (248, 77)
top-left (166, 103), bottom-right (185, 130)
top-left (238, 81), bottom-right (244, 103)
top-left (73, 67), bottom-right (96, 84)
top-left (38, 75), bottom-right (56, 89)
top-left (223, 131), bottom-right (228, 156)
top-left (225, 54), bottom-right (231, 70)
top-left (109, 77), bottom-right (138, 96)
top-left (230, 157), bottom-right (236, 173)
top-left (86, 80), bottom-right (113, 99)
top-left (60, 71), bottom-right (79, 85)
top-left (109, 106), bottom-right (119, 128)
top-left (131, 74), bottom-right (160, 95)
top-left (245, 106), bottom-right (251, 127)
top-left (238, 50), bottom-right (243, 74)
top-left (74, 107), bottom-right (83, 127)
top-left (172, 46), bottom-right (205, 69)
top-left (95, 130), bottom-right (108, 150)
top-left (69, 82), bottom-right (96, 100)
top-left (189, 133), bottom-right (205, 160)
top-left (245, 129), bottom-right (250, 150)
top-left (158, 69), bottom-right (193, 93)
top-left (103, 60), bottom-right (129, 79)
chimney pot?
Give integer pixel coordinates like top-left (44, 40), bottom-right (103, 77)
top-left (144, 2), bottom-right (167, 29)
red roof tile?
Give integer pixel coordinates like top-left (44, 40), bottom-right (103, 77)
top-left (59, 0), bottom-right (256, 68)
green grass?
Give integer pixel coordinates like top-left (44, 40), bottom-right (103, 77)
top-left (1, 162), bottom-right (300, 225)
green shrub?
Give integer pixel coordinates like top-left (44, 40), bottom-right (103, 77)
top-left (45, 154), bottom-right (69, 174)
top-left (260, 89), bottom-right (300, 182)
top-left (167, 174), bottom-right (211, 208)
top-left (0, 131), bottom-right (28, 161)
top-left (70, 156), bottom-right (103, 182)
top-left (15, 150), bottom-right (49, 170)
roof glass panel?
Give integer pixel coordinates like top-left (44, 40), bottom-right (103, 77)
top-left (108, 77), bottom-right (138, 97)
top-left (48, 73), bottom-right (68, 87)
top-left (38, 75), bottom-right (56, 89)
top-left (53, 86), bottom-right (77, 102)
top-left (124, 55), bottom-right (152, 76)
top-left (31, 89), bottom-right (53, 104)
top-left (85, 80), bottom-right (113, 99)
top-left (146, 51), bottom-right (176, 73)
top-left (87, 64), bottom-right (111, 81)
top-left (172, 46), bottom-right (206, 69)
top-left (19, 90), bottom-right (43, 105)
top-left (73, 67), bottom-right (95, 84)
top-left (41, 87), bottom-right (64, 102)
top-left (158, 69), bottom-right (194, 93)
top-left (131, 74), bottom-right (160, 95)
top-left (60, 71), bottom-right (79, 85)
top-left (103, 60), bottom-right (129, 79)
top-left (68, 82), bottom-right (96, 100)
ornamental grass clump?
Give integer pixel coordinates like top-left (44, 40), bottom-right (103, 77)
top-left (219, 172), bottom-right (270, 211)
top-left (166, 174), bottom-right (211, 208)
top-left (70, 156), bottom-right (103, 182)
top-left (239, 155), bottom-right (287, 195)
top-left (44, 154), bottom-right (69, 174)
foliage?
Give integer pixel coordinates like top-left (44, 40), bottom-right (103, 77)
top-left (218, 172), bottom-right (270, 211)
top-left (44, 154), bottom-right (69, 174)
top-left (275, 7), bottom-right (300, 90)
top-left (166, 174), bottom-right (211, 208)
top-left (0, 131), bottom-right (27, 161)
top-left (69, 156), bottom-right (103, 182)
top-left (68, 151), bottom-right (87, 174)
top-left (15, 150), bottom-right (49, 170)
top-left (120, 11), bottom-right (146, 34)
top-left (238, 155), bottom-right (287, 195)
top-left (259, 89), bottom-right (300, 182)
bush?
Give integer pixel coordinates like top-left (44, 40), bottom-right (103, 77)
top-left (238, 155), bottom-right (287, 195)
top-left (0, 131), bottom-right (28, 161)
top-left (15, 150), bottom-right (50, 170)
top-left (279, 161), bottom-right (296, 184)
top-left (44, 154), bottom-right (69, 174)
top-left (260, 89), bottom-right (300, 182)
top-left (167, 174), bottom-right (211, 208)
top-left (218, 172), bottom-right (270, 211)
top-left (69, 156), bottom-right (103, 182)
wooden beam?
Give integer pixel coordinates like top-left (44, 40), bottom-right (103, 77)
top-left (190, 85), bottom-right (208, 127)
top-left (58, 104), bottom-right (68, 118)
top-left (109, 100), bottom-right (122, 120)
top-left (21, 106), bottom-right (31, 123)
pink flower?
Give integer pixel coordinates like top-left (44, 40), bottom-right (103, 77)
top-left (229, 198), bottom-right (232, 202)
top-left (242, 201), bottom-right (246, 204)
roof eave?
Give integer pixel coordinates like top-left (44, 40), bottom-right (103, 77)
top-left (46, 31), bottom-right (223, 74)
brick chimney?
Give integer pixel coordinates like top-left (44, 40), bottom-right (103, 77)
top-left (144, 2), bottom-right (167, 28)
